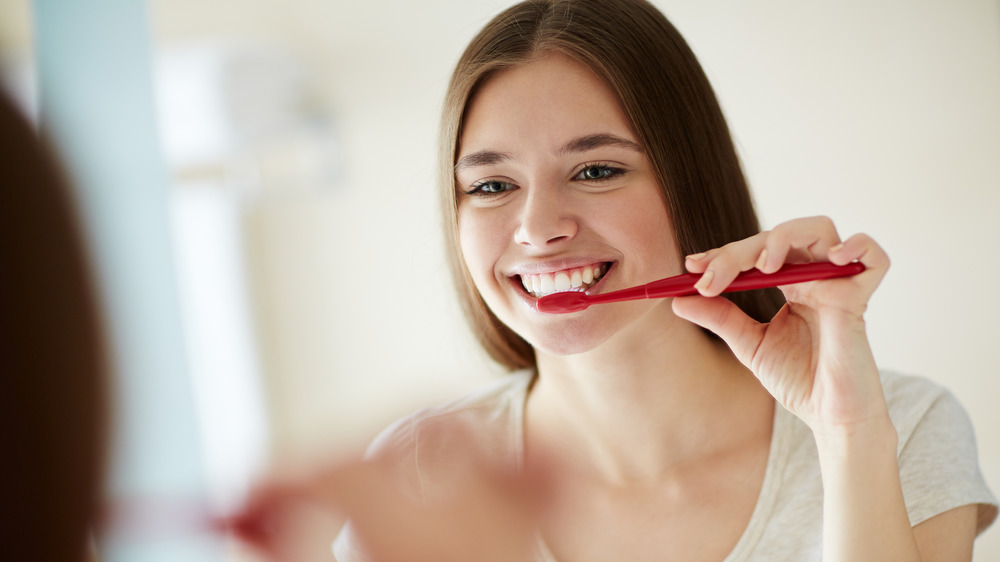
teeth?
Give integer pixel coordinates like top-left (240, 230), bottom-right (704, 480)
top-left (555, 272), bottom-right (570, 291)
top-left (519, 263), bottom-right (608, 298)
top-left (540, 275), bottom-right (554, 294)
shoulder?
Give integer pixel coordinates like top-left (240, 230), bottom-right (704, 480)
top-left (363, 371), bottom-right (534, 499)
top-left (879, 370), bottom-right (952, 442)
top-left (879, 370), bottom-right (983, 461)
top-left (332, 372), bottom-right (534, 562)
top-left (878, 370), bottom-right (998, 533)
top-left (366, 370), bottom-right (533, 459)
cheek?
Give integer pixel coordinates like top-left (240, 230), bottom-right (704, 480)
top-left (458, 209), bottom-right (503, 289)
top-left (617, 196), bottom-right (681, 270)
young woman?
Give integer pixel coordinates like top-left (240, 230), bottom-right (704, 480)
top-left (239, 1), bottom-right (997, 560)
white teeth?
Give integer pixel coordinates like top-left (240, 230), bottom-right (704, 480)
top-left (519, 263), bottom-right (608, 298)
top-left (540, 274), bottom-right (554, 294)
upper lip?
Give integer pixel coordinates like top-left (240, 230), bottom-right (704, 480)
top-left (506, 257), bottom-right (614, 277)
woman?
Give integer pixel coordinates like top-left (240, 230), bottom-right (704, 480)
top-left (238, 1), bottom-right (997, 560)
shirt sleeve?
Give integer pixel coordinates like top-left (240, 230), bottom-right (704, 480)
top-left (894, 382), bottom-right (998, 534)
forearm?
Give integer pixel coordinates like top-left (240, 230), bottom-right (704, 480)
top-left (815, 418), bottom-right (921, 562)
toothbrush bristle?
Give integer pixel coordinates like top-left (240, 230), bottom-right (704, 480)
top-left (536, 292), bottom-right (590, 314)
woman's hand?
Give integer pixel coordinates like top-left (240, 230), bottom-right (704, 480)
top-left (672, 216), bottom-right (892, 434)
top-left (223, 433), bottom-right (550, 562)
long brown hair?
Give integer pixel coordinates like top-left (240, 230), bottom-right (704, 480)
top-left (440, 0), bottom-right (785, 371)
top-left (0, 91), bottom-right (108, 562)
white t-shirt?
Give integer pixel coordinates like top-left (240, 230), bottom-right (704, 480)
top-left (333, 370), bottom-right (997, 561)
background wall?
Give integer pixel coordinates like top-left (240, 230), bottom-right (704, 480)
top-left (3, 0), bottom-right (998, 559)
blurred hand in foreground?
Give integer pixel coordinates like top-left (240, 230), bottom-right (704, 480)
top-left (224, 447), bottom-right (551, 562)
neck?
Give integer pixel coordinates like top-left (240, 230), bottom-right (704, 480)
top-left (526, 302), bottom-right (773, 484)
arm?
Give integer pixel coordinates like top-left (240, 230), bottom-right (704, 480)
top-left (914, 505), bottom-right (978, 562)
top-left (814, 379), bottom-right (977, 562)
top-left (227, 427), bottom-right (550, 562)
top-left (673, 216), bottom-right (976, 561)
top-left (813, 414), bottom-right (920, 561)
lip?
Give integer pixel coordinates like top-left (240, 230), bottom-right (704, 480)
top-left (507, 257), bottom-right (615, 277)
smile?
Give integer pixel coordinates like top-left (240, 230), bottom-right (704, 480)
top-left (518, 263), bottom-right (608, 298)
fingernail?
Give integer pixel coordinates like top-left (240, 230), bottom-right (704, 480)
top-left (830, 243), bottom-right (844, 253)
top-left (686, 252), bottom-right (707, 261)
top-left (755, 249), bottom-right (768, 271)
top-left (694, 269), bottom-right (714, 292)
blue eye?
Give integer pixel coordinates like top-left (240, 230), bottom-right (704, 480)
top-left (468, 179), bottom-right (515, 196)
top-left (575, 164), bottom-right (625, 182)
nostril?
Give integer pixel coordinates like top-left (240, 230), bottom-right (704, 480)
top-left (515, 218), bottom-right (578, 247)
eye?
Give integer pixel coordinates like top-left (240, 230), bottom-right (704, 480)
top-left (466, 179), bottom-right (516, 196)
top-left (574, 163), bottom-right (626, 182)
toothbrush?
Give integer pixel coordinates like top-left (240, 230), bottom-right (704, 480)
top-left (535, 261), bottom-right (865, 314)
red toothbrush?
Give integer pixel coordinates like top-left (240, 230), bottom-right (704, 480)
top-left (535, 261), bottom-right (865, 314)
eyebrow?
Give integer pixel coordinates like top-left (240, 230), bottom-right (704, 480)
top-left (454, 149), bottom-right (513, 171)
top-left (455, 133), bottom-right (643, 171)
top-left (558, 133), bottom-right (643, 155)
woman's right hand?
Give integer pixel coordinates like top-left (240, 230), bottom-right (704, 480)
top-left (225, 441), bottom-right (551, 562)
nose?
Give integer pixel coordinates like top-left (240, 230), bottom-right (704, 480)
top-left (513, 185), bottom-right (578, 248)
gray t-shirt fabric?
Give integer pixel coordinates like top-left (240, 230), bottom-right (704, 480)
top-left (333, 370), bottom-right (998, 561)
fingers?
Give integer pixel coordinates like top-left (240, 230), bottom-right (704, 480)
top-left (685, 216), bottom-right (853, 297)
top-left (684, 231), bottom-right (768, 296)
top-left (829, 232), bottom-right (890, 274)
top-left (755, 216), bottom-right (841, 274)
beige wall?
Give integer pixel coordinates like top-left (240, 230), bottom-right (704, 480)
top-left (4, 0), bottom-right (998, 557)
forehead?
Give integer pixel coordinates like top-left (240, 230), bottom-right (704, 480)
top-left (459, 52), bottom-right (636, 156)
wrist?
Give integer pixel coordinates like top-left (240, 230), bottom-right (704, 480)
top-left (812, 415), bottom-right (899, 466)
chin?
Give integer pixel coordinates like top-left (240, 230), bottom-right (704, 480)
top-left (532, 335), bottom-right (610, 358)
top-left (519, 299), bottom-right (678, 358)
top-left (514, 316), bottom-right (622, 357)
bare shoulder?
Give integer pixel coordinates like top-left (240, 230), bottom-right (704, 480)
top-left (363, 372), bottom-right (535, 500)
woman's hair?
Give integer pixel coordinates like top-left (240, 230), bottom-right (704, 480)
top-left (0, 91), bottom-right (108, 562)
top-left (439, 0), bottom-right (785, 371)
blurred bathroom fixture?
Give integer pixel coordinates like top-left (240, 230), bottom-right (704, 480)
top-left (0, 53), bottom-right (36, 123)
top-left (152, 40), bottom-right (344, 515)
top-left (154, 40), bottom-right (341, 191)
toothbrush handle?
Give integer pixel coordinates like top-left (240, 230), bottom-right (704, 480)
top-left (645, 262), bottom-right (866, 298)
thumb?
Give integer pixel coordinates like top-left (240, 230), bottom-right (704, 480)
top-left (672, 295), bottom-right (764, 368)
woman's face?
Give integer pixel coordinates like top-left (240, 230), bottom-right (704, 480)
top-left (455, 52), bottom-right (683, 356)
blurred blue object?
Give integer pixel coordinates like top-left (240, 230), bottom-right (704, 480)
top-left (32, 0), bottom-right (224, 560)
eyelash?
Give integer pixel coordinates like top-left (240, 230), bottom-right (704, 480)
top-left (463, 163), bottom-right (627, 197)
top-left (574, 162), bottom-right (626, 183)
top-left (465, 178), bottom-right (515, 197)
